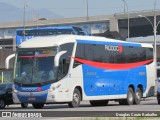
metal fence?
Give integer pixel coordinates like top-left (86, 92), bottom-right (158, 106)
top-left (0, 70), bottom-right (13, 83)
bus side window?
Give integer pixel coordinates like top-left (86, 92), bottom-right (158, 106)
top-left (73, 43), bottom-right (85, 68)
top-left (62, 59), bottom-right (69, 75)
top-left (58, 59), bottom-right (69, 79)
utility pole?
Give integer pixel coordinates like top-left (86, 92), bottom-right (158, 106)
top-left (23, 0), bottom-right (26, 41)
top-left (86, 0), bottom-right (88, 20)
top-left (154, 0), bottom-right (157, 79)
top-left (122, 0), bottom-right (129, 38)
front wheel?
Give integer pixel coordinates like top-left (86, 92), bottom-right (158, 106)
top-left (0, 99), bottom-right (6, 109)
top-left (68, 88), bottom-right (81, 108)
top-left (32, 103), bottom-right (44, 109)
top-left (21, 103), bottom-right (28, 108)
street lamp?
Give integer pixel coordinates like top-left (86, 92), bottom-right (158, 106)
top-left (23, 0), bottom-right (26, 40)
top-left (121, 0), bottom-right (130, 38)
top-left (26, 4), bottom-right (39, 28)
top-left (122, 0), bottom-right (126, 12)
top-left (85, 0), bottom-right (89, 20)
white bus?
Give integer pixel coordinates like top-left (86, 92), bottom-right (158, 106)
top-left (11, 35), bottom-right (155, 108)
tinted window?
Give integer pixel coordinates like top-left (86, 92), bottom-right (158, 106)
top-left (6, 84), bottom-right (12, 90)
top-left (146, 48), bottom-right (153, 60)
top-left (74, 42), bottom-right (153, 67)
top-left (0, 84), bottom-right (6, 90)
top-left (59, 43), bottom-right (74, 76)
top-left (60, 43), bottom-right (74, 60)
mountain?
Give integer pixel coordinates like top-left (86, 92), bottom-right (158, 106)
top-left (0, 2), bottom-right (63, 23)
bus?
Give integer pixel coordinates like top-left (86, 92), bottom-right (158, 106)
top-left (16, 26), bottom-right (91, 45)
top-left (11, 35), bottom-right (155, 108)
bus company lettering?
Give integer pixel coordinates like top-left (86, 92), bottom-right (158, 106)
top-left (21, 87), bottom-right (38, 92)
top-left (105, 44), bottom-right (122, 53)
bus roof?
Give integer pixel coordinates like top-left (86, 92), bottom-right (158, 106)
top-left (18, 35), bottom-right (153, 49)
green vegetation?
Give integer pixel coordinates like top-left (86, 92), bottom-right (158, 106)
top-left (0, 75), bottom-right (10, 83)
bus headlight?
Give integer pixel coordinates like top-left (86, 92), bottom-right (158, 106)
top-left (48, 84), bottom-right (61, 92)
top-left (48, 87), bottom-right (55, 92)
top-left (13, 89), bottom-right (19, 93)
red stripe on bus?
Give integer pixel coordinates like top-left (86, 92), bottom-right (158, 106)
top-left (72, 57), bottom-right (153, 70)
top-left (19, 54), bottom-right (54, 58)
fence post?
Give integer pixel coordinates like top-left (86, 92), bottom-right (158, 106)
top-left (2, 71), bottom-right (3, 83)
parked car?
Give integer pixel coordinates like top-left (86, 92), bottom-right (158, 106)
top-left (0, 82), bottom-right (28, 108)
top-left (157, 78), bottom-right (160, 104)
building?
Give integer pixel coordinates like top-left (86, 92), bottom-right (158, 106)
top-left (1, 10), bottom-right (160, 81)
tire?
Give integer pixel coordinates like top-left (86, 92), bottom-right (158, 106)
top-left (90, 100), bottom-right (109, 106)
top-left (158, 99), bottom-right (160, 104)
top-left (68, 88), bottom-right (81, 108)
top-left (32, 103), bottom-right (44, 109)
top-left (134, 88), bottom-right (142, 105)
top-left (123, 87), bottom-right (134, 105)
top-left (21, 103), bottom-right (28, 108)
top-left (0, 99), bottom-right (6, 109)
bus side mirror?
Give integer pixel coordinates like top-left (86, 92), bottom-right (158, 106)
top-left (5, 54), bottom-right (15, 69)
top-left (54, 51), bottom-right (67, 67)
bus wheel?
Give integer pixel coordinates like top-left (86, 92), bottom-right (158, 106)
top-left (90, 100), bottom-right (109, 106)
top-left (124, 87), bottom-right (134, 105)
top-left (68, 88), bottom-right (81, 108)
top-left (32, 103), bottom-right (44, 109)
top-left (21, 103), bottom-right (28, 108)
top-left (134, 88), bottom-right (142, 105)
top-left (0, 99), bottom-right (6, 109)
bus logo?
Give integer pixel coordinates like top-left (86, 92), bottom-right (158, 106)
top-left (21, 87), bottom-right (38, 92)
top-left (37, 87), bottom-right (42, 91)
top-left (118, 45), bottom-right (123, 53)
top-left (105, 44), bottom-right (122, 53)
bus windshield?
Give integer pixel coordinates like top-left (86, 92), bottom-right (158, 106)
top-left (14, 47), bottom-right (58, 86)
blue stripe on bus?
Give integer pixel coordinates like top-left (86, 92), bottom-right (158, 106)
top-left (15, 84), bottom-right (51, 92)
top-left (82, 64), bottom-right (147, 96)
top-left (15, 84), bottom-right (51, 103)
top-left (17, 92), bottom-right (47, 103)
top-left (76, 39), bottom-right (142, 47)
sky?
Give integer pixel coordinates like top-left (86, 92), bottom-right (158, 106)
top-left (0, 0), bottom-right (160, 19)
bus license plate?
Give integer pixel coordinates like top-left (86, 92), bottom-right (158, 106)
top-left (28, 97), bottom-right (36, 100)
